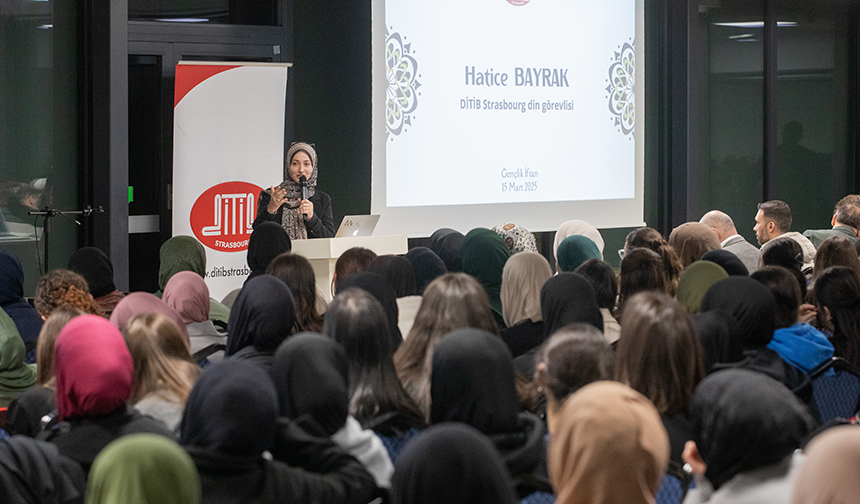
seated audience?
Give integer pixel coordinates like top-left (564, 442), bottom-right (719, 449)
top-left (163, 271), bottom-right (226, 358)
top-left (533, 324), bottom-right (614, 433)
top-left (682, 369), bottom-right (815, 504)
top-left (618, 247), bottom-right (668, 314)
top-left (431, 328), bottom-right (549, 499)
top-left (180, 360), bottom-right (378, 504)
top-left (224, 275), bottom-right (295, 372)
top-left (802, 195), bottom-right (860, 249)
top-left (156, 235), bottom-right (230, 326)
top-left (332, 247), bottom-right (377, 294)
top-left (0, 250), bottom-right (43, 352)
top-left (700, 249), bottom-right (749, 276)
top-left (699, 210), bottom-right (761, 273)
top-left (755, 200), bottom-right (816, 272)
top-left (575, 259), bottom-right (621, 344)
top-left (394, 273), bottom-right (498, 419)
top-left (267, 252), bottom-right (325, 333)
top-left (403, 246), bottom-right (447, 294)
top-left (692, 311), bottom-right (743, 373)
top-left (428, 227), bottom-right (465, 272)
top-left (122, 313), bottom-right (199, 434)
top-left (760, 236), bottom-right (809, 298)
top-left (553, 219), bottom-right (605, 262)
top-left (492, 222), bottom-right (539, 254)
top-left (369, 255), bottom-right (422, 339)
top-left (0, 435), bottom-right (85, 503)
top-left (336, 272), bottom-right (403, 350)
top-left (499, 251), bottom-right (553, 357)
top-left (556, 235), bottom-right (601, 272)
top-left (791, 425), bottom-right (860, 504)
top-left (625, 227), bottom-right (683, 294)
top-left (67, 246), bottom-right (126, 315)
top-left (271, 333), bottom-right (394, 488)
top-left (86, 433), bottom-right (200, 504)
top-left (616, 291), bottom-right (705, 464)
top-left (811, 236), bottom-right (860, 283)
top-left (110, 292), bottom-right (190, 348)
top-left (0, 307), bottom-right (37, 408)
top-left (549, 381), bottom-right (669, 504)
top-left (669, 222), bottom-right (721, 268)
top-left (221, 222), bottom-right (292, 308)
top-left (34, 269), bottom-right (103, 318)
top-left (461, 227), bottom-right (511, 327)
top-left (813, 266), bottom-right (860, 368)
top-left (391, 423), bottom-right (518, 504)
top-left (676, 260), bottom-right (728, 314)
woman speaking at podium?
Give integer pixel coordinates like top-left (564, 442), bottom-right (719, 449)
top-left (253, 142), bottom-right (336, 239)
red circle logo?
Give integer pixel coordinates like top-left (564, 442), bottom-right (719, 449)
top-left (190, 181), bottom-right (263, 252)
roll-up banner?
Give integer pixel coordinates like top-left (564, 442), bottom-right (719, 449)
top-left (172, 62), bottom-right (291, 301)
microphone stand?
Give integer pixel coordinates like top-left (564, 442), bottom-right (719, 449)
top-left (28, 205), bottom-right (104, 273)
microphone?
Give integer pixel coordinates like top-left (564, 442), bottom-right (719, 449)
top-left (300, 175), bottom-right (308, 200)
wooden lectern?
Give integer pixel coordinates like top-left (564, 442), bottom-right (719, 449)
top-left (290, 235), bottom-right (408, 301)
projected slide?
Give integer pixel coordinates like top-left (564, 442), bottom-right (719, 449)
top-left (384, 0), bottom-right (636, 207)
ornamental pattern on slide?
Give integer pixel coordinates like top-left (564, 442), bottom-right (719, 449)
top-left (606, 41), bottom-right (635, 136)
top-left (386, 29), bottom-right (421, 137)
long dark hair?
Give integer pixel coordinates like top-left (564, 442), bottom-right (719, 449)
top-left (618, 248), bottom-right (667, 315)
top-left (815, 266), bottom-right (860, 367)
top-left (324, 288), bottom-right (424, 429)
top-left (625, 227), bottom-right (683, 294)
top-left (267, 253), bottom-right (324, 333)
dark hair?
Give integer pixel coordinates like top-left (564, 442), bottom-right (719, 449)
top-left (761, 236), bottom-right (803, 272)
top-left (834, 194), bottom-right (860, 215)
top-left (333, 247), bottom-right (377, 291)
top-left (836, 203), bottom-right (860, 230)
top-left (757, 200), bottom-right (792, 233)
top-left (624, 227), bottom-right (682, 294)
top-left (267, 253), bottom-right (324, 333)
top-left (616, 291), bottom-right (705, 415)
top-left (324, 288), bottom-right (424, 428)
top-left (574, 259), bottom-right (618, 310)
top-left (813, 237), bottom-right (860, 282)
top-left (815, 266), bottom-right (860, 367)
top-left (618, 248), bottom-right (667, 313)
top-left (751, 266), bottom-right (801, 329)
top-left (368, 255), bottom-right (418, 298)
top-left (534, 324), bottom-right (613, 407)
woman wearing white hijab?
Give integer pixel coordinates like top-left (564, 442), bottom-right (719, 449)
top-left (553, 220), bottom-right (604, 263)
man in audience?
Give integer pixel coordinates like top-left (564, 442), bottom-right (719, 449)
top-left (802, 195), bottom-right (860, 249)
top-left (754, 200), bottom-right (816, 272)
top-left (700, 210), bottom-right (761, 273)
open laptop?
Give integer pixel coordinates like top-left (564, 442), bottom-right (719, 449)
top-left (334, 215), bottom-right (380, 238)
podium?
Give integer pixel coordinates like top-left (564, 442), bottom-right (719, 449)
top-left (291, 235), bottom-right (408, 301)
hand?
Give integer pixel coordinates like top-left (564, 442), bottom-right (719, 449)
top-left (268, 185), bottom-right (287, 214)
top-left (299, 199), bottom-right (314, 220)
top-left (798, 303), bottom-right (818, 325)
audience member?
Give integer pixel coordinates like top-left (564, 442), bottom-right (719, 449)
top-left (332, 247), bottom-right (377, 294)
top-left (699, 210), bottom-right (761, 273)
top-left (618, 247), bottom-right (668, 313)
top-left (156, 235), bottom-right (230, 326)
top-left (0, 307), bottom-right (37, 408)
top-left (556, 235), bottom-right (601, 272)
top-left (676, 261), bottom-right (728, 314)
top-left (814, 266), bottom-right (860, 368)
top-left (403, 246), bottom-right (447, 294)
top-left (574, 259), bottom-right (621, 344)
top-left (246, 221), bottom-right (292, 283)
top-left (370, 255), bottom-right (422, 339)
top-left (700, 249), bottom-right (749, 276)
top-left (110, 292), bottom-right (190, 348)
top-left (692, 311), bottom-right (743, 373)
top-left (760, 236), bottom-right (809, 299)
top-left (267, 252), bottom-right (325, 333)
top-left (669, 222), bottom-right (721, 268)
top-left (553, 219), bottom-right (605, 262)
top-left (812, 236), bottom-right (860, 283)
top-left (34, 269), bottom-right (103, 318)
top-left (755, 200), bottom-right (816, 272)
top-left (163, 271), bottom-right (225, 358)
top-left (461, 227), bottom-right (510, 326)
top-left (0, 251), bottom-right (43, 349)
top-left (336, 271), bottom-right (403, 350)
top-left (499, 251), bottom-right (552, 357)
top-left (790, 425), bottom-right (860, 504)
top-left (428, 228), bottom-right (465, 272)
top-left (624, 227), bottom-right (683, 293)
top-left (492, 222), bottom-right (538, 254)
top-left (802, 194), bottom-right (860, 249)
top-left (67, 246), bottom-right (125, 314)
top-left (0, 436), bottom-right (85, 503)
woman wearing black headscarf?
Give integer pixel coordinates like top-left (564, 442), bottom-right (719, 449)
top-left (180, 360), bottom-right (377, 504)
top-left (271, 333), bottom-right (394, 488)
top-left (700, 277), bottom-right (812, 403)
top-left (428, 228), bottom-right (465, 273)
top-left (67, 246), bottom-right (126, 314)
top-left (335, 272), bottom-right (403, 350)
top-left (692, 310), bottom-right (744, 373)
top-left (431, 328), bottom-right (549, 500)
top-left (701, 249), bottom-right (749, 277)
top-left (682, 369), bottom-right (815, 504)
top-left (368, 256), bottom-right (423, 339)
top-left (403, 247), bottom-right (447, 294)
top-left (391, 423), bottom-right (518, 504)
top-left (224, 275), bottom-right (295, 372)
top-left (0, 436), bottom-right (85, 504)
top-left (246, 222), bottom-right (292, 283)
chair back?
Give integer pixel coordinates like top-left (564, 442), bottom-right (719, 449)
top-left (810, 357), bottom-right (860, 423)
top-left (655, 460), bottom-right (693, 504)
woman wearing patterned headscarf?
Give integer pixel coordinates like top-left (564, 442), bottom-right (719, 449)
top-left (254, 142), bottom-right (336, 239)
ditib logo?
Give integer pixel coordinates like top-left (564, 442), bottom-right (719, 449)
top-left (190, 181), bottom-right (263, 252)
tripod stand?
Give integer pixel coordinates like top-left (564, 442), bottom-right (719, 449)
top-left (28, 205), bottom-right (104, 273)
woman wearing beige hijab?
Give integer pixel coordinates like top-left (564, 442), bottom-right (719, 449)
top-left (500, 252), bottom-right (553, 357)
top-left (549, 381), bottom-right (670, 504)
top-left (553, 220), bottom-right (605, 263)
top-left (791, 426), bottom-right (860, 504)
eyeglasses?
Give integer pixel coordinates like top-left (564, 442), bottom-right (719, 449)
top-left (618, 248), bottom-right (626, 259)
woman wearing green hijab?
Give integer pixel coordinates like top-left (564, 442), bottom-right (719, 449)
top-left (676, 260), bottom-right (729, 314)
top-left (156, 236), bottom-right (230, 326)
top-left (0, 306), bottom-right (37, 408)
top-left (461, 228), bottom-right (511, 327)
top-left (87, 433), bottom-right (200, 504)
top-left (556, 235), bottom-right (601, 273)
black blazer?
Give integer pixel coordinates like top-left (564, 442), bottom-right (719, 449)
top-left (254, 189), bottom-right (336, 238)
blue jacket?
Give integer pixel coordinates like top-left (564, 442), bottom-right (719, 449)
top-left (768, 323), bottom-right (833, 374)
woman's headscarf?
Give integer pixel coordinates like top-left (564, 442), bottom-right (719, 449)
top-left (275, 142), bottom-right (319, 240)
top-left (556, 235), bottom-right (601, 273)
top-left (225, 275), bottom-right (295, 356)
top-left (404, 247), bottom-right (447, 293)
top-left (429, 228), bottom-right (465, 272)
top-left (501, 252), bottom-right (552, 327)
top-left (110, 292), bottom-right (190, 347)
top-left (67, 247), bottom-right (117, 298)
top-left (676, 260), bottom-right (729, 313)
top-left (87, 434), bottom-right (200, 504)
top-left (180, 360), bottom-right (278, 455)
top-left (701, 249), bottom-right (749, 276)
top-left (791, 426), bottom-right (860, 504)
top-left (270, 332), bottom-right (349, 436)
top-left (461, 228), bottom-right (511, 319)
top-left (391, 423), bottom-right (518, 504)
top-left (668, 222), bottom-right (720, 268)
top-left (700, 277), bottom-right (777, 348)
top-left (54, 315), bottom-right (133, 421)
top-left (368, 255), bottom-right (418, 298)
top-left (0, 250), bottom-right (42, 345)
top-left (541, 273), bottom-right (604, 338)
top-left (246, 222), bottom-right (291, 281)
top-left (163, 271), bottom-right (211, 325)
top-left (492, 223), bottom-right (538, 254)
top-left (0, 436), bottom-right (85, 504)
top-left (553, 220), bottom-right (604, 262)
top-left (693, 310), bottom-right (744, 372)
top-left (336, 271), bottom-right (403, 349)
top-left (0, 307), bottom-right (37, 407)
top-left (430, 328), bottom-right (519, 434)
top-left (157, 236), bottom-right (207, 292)
top-left (690, 368), bottom-right (814, 490)
top-left (549, 381), bottom-right (669, 504)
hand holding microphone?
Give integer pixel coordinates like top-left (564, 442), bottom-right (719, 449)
top-left (299, 175), bottom-right (312, 220)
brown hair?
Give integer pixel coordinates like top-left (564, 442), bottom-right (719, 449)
top-left (333, 247), bottom-right (378, 293)
top-left (757, 200), bottom-right (792, 233)
top-left (618, 248), bottom-right (668, 314)
top-left (813, 237), bottom-right (860, 282)
top-left (35, 305), bottom-right (84, 385)
top-left (121, 313), bottom-right (199, 404)
top-left (267, 252), bottom-right (324, 333)
top-left (34, 269), bottom-right (104, 318)
top-left (624, 227), bottom-right (682, 294)
top-left (615, 291), bottom-right (705, 415)
top-left (534, 323), bottom-right (614, 408)
top-left (751, 266), bottom-right (802, 329)
top-left (393, 272), bottom-right (498, 417)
